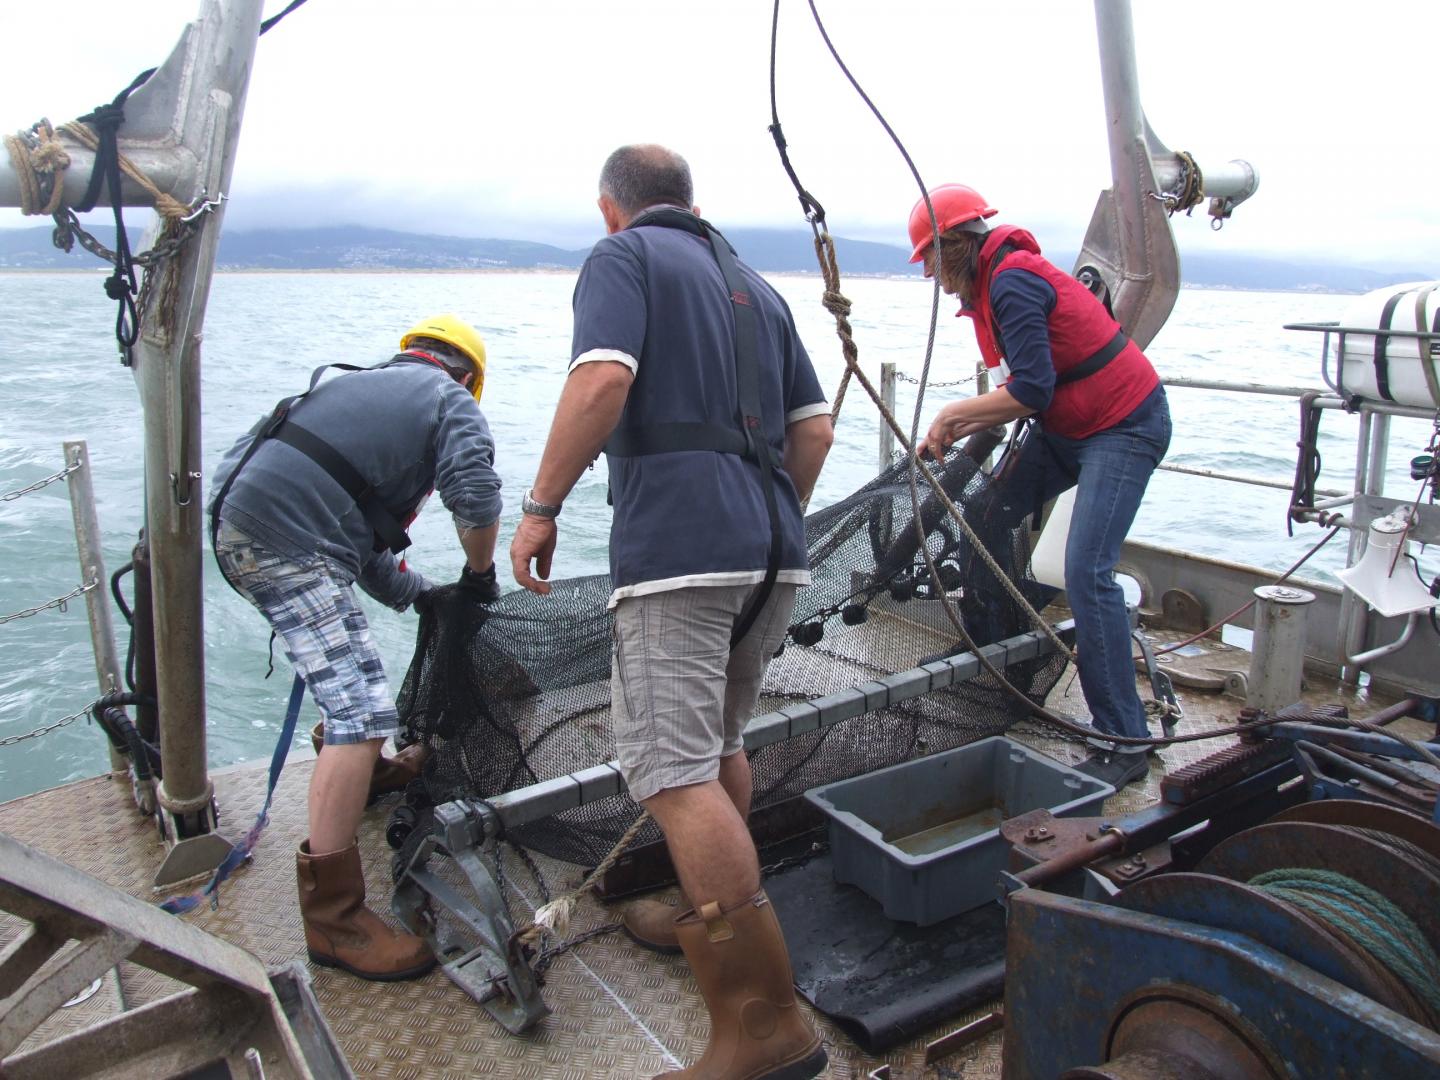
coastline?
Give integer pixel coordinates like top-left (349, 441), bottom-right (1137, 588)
top-left (0, 267), bottom-right (1379, 294)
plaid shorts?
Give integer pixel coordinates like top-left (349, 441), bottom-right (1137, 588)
top-left (215, 523), bottom-right (398, 745)
top-left (611, 582), bottom-right (797, 802)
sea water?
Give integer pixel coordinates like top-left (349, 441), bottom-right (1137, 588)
top-left (0, 271), bottom-right (1429, 799)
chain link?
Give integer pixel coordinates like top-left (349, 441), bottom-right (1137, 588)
top-left (0, 579), bottom-right (98, 625)
top-left (2, 461), bottom-right (80, 502)
top-left (0, 701), bottom-right (96, 748)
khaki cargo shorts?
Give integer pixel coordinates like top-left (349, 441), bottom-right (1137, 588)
top-left (611, 582), bottom-right (797, 803)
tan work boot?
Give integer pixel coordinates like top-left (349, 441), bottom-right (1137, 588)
top-left (656, 890), bottom-right (826, 1080)
top-left (296, 841), bottom-right (435, 981)
top-left (623, 890), bottom-right (690, 954)
top-left (310, 722), bottom-right (428, 800)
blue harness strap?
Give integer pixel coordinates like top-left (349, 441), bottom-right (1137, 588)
top-left (161, 673), bottom-right (306, 914)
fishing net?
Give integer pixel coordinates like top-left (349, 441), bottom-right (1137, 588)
top-left (396, 449), bottom-right (1066, 866)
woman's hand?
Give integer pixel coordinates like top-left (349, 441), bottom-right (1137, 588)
top-left (917, 387), bottom-right (1035, 460)
top-left (918, 403), bottom-right (996, 459)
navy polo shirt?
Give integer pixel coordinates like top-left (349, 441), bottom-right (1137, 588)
top-left (570, 216), bottom-right (828, 602)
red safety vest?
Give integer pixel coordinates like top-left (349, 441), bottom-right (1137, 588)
top-left (962, 226), bottom-right (1159, 439)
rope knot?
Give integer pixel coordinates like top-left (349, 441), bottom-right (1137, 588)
top-left (78, 102), bottom-right (126, 134)
top-left (822, 289), bottom-right (851, 319)
top-left (103, 272), bottom-right (133, 301)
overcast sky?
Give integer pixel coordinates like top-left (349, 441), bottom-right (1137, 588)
top-left (2, 1), bottom-right (1437, 268)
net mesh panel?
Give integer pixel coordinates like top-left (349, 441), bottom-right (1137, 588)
top-left (397, 450), bottom-right (1066, 866)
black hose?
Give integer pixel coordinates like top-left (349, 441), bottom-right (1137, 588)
top-left (110, 562), bottom-right (133, 624)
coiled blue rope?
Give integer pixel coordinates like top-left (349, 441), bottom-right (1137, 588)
top-left (1250, 867), bottom-right (1440, 1019)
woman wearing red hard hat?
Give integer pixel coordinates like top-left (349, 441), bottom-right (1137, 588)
top-left (910, 183), bottom-right (1171, 790)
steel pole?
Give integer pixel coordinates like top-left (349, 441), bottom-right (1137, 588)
top-left (1093, 0), bottom-right (1147, 278)
top-left (1338, 411), bottom-right (1375, 685)
top-left (879, 362), bottom-right (896, 473)
top-left (0, 147), bottom-right (197, 213)
top-left (120, 0), bottom-right (266, 888)
top-left (62, 441), bottom-right (126, 776)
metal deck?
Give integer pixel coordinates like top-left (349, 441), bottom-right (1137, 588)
top-left (0, 628), bottom-right (1409, 1079)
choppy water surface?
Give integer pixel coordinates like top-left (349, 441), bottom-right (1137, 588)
top-left (0, 271), bottom-right (1425, 797)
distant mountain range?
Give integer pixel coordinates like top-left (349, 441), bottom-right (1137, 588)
top-left (1, 224), bottom-right (1432, 294)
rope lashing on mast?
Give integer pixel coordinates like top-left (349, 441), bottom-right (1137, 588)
top-left (3, 120), bottom-right (71, 216)
top-left (1157, 149), bottom-right (1205, 216)
top-left (56, 118), bottom-right (189, 222)
top-left (6, 1), bottom-right (314, 361)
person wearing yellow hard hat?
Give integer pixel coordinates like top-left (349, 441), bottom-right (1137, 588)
top-left (908, 184), bottom-right (1171, 791)
top-left (207, 312), bottom-right (502, 982)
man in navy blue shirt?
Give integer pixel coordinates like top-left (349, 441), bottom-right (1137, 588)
top-left (510, 145), bottom-right (832, 1080)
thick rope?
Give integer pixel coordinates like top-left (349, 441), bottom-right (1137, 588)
top-left (516, 808), bottom-right (652, 945)
top-left (58, 120), bottom-right (188, 220)
top-left (4, 120), bottom-right (70, 216)
top-left (1250, 867), bottom-right (1440, 1022)
top-left (815, 231), bottom-right (858, 427)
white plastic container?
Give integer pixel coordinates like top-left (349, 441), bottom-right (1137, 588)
top-left (1336, 281), bottom-right (1440, 408)
top-left (1028, 487), bottom-right (1076, 590)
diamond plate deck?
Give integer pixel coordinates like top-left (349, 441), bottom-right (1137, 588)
top-left (0, 630), bottom-right (1415, 1078)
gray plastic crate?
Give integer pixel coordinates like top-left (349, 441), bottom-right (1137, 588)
top-left (804, 736), bottom-right (1114, 925)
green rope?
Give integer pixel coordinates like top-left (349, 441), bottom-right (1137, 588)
top-left (1250, 867), bottom-right (1440, 1019)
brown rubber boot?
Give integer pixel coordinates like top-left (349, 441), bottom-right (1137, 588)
top-left (309, 722), bottom-right (427, 800)
top-left (623, 890), bottom-right (690, 954)
top-left (296, 841), bottom-right (435, 981)
top-left (656, 891), bottom-right (826, 1080)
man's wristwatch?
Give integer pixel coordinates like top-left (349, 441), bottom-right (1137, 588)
top-left (521, 488), bottom-right (562, 519)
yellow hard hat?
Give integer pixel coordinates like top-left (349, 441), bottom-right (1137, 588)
top-left (400, 314), bottom-right (488, 400)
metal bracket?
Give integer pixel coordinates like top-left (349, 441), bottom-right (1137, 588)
top-left (1132, 629), bottom-right (1180, 737)
top-left (391, 803), bottom-right (549, 1035)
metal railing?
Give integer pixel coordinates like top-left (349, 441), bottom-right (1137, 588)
top-left (1, 442), bottom-right (126, 772)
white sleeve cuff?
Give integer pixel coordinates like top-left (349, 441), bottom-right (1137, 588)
top-left (786, 401), bottom-right (831, 425)
top-left (570, 348), bottom-right (638, 374)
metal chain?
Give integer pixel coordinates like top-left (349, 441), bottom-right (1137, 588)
top-left (2, 461), bottom-right (80, 502)
top-left (760, 841), bottom-right (828, 878)
top-left (894, 370), bottom-right (978, 390)
top-left (0, 701), bottom-right (96, 748)
top-left (51, 205), bottom-right (204, 269)
top-left (0, 579), bottom-right (97, 625)
top-left (532, 920), bottom-right (624, 981)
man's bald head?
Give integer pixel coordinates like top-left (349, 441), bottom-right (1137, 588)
top-left (598, 144), bottom-right (694, 217)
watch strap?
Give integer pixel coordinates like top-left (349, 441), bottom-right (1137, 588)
top-left (522, 488), bottom-right (562, 519)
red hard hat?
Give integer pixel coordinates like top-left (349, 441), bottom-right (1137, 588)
top-left (907, 184), bottom-right (997, 263)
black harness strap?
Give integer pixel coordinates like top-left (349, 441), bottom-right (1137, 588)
top-left (1374, 288), bottom-right (1406, 402)
top-left (616, 208), bottom-right (783, 648)
top-left (209, 359), bottom-right (415, 562)
top-left (604, 421), bottom-right (780, 465)
top-left (270, 423), bottom-right (411, 554)
top-left (1055, 329), bottom-right (1130, 386)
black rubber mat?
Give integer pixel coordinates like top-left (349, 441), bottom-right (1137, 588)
top-left (768, 853), bottom-right (1006, 1053)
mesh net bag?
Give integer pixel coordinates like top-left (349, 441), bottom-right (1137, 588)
top-left (396, 449), bottom-right (1066, 865)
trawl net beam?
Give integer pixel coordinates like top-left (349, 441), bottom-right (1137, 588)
top-left (482, 621), bottom-right (1074, 834)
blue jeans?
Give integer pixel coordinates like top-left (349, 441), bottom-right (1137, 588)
top-left (995, 386), bottom-right (1171, 739)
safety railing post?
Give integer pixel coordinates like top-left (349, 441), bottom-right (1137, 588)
top-left (63, 440), bottom-right (127, 776)
top-left (879, 362), bottom-right (896, 472)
